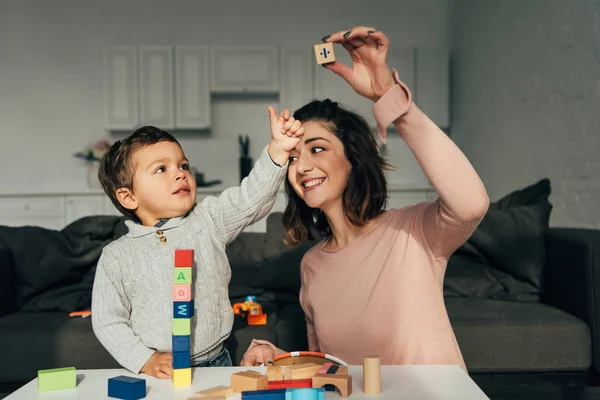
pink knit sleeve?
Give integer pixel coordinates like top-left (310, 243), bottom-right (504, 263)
top-left (372, 72), bottom-right (489, 259)
top-left (299, 256), bottom-right (320, 352)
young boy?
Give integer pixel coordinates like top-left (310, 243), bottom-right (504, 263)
top-left (91, 106), bottom-right (304, 378)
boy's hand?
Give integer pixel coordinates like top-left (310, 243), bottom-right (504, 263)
top-left (267, 106), bottom-right (304, 166)
top-left (141, 352), bottom-right (173, 379)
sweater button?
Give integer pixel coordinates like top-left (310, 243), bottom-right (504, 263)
top-left (156, 230), bottom-right (164, 235)
top-left (159, 236), bottom-right (167, 244)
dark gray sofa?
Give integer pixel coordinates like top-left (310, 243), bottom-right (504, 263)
top-left (1, 190), bottom-right (599, 397)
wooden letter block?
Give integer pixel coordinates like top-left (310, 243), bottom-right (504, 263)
top-left (283, 363), bottom-right (321, 380)
top-left (314, 43), bottom-right (335, 65)
top-left (194, 385), bottom-right (233, 398)
top-left (173, 284), bottom-right (192, 301)
top-left (173, 318), bottom-right (191, 335)
top-left (107, 375), bottom-right (146, 399)
top-left (175, 249), bottom-right (194, 267)
top-left (174, 300), bottom-right (195, 318)
top-left (174, 267), bottom-right (193, 284)
top-left (312, 374), bottom-right (352, 398)
top-left (174, 368), bottom-right (192, 386)
top-left (37, 366), bottom-right (76, 392)
top-left (231, 370), bottom-right (268, 393)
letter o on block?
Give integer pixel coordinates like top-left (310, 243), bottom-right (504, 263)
top-left (173, 284), bottom-right (191, 301)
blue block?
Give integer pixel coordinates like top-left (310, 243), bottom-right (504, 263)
top-left (285, 388), bottom-right (325, 400)
top-left (172, 335), bottom-right (190, 352)
top-left (242, 388), bottom-right (286, 399)
top-left (173, 350), bottom-right (191, 369)
top-left (107, 375), bottom-right (146, 400)
top-left (173, 300), bottom-right (194, 318)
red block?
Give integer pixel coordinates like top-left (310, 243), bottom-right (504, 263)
top-left (268, 379), bottom-right (312, 390)
top-left (175, 249), bottom-right (194, 267)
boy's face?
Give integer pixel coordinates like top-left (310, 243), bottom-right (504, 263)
top-left (118, 141), bottom-right (197, 226)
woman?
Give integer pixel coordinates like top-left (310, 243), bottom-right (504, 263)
top-left (241, 26), bottom-right (489, 370)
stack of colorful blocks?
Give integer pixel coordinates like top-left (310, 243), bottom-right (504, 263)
top-left (173, 249), bottom-right (194, 386)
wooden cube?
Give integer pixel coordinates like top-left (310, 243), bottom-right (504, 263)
top-left (314, 43), bottom-right (335, 65)
top-left (107, 375), bottom-right (146, 399)
top-left (231, 370), bottom-right (268, 393)
top-left (175, 249), bottom-right (194, 267)
top-left (37, 366), bottom-right (76, 392)
top-left (174, 267), bottom-right (193, 284)
top-left (173, 318), bottom-right (191, 335)
top-left (173, 368), bottom-right (192, 386)
top-left (194, 385), bottom-right (233, 398)
top-left (173, 284), bottom-right (192, 301)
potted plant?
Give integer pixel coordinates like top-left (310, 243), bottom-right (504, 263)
top-left (74, 139), bottom-right (113, 188)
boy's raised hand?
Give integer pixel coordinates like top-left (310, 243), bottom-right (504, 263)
top-left (141, 352), bottom-right (173, 379)
top-left (267, 106), bottom-right (304, 166)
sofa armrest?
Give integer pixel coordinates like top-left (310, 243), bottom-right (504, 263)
top-left (543, 227), bottom-right (600, 372)
top-left (0, 241), bottom-right (16, 317)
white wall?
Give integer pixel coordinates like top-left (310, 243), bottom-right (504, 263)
top-left (0, 0), bottom-right (449, 193)
top-left (450, 0), bottom-right (600, 228)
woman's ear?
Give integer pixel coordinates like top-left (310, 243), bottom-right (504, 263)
top-left (116, 188), bottom-right (138, 211)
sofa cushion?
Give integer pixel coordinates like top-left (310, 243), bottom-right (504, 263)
top-left (445, 179), bottom-right (552, 301)
top-left (0, 312), bottom-right (119, 383)
top-left (446, 298), bottom-right (591, 372)
top-left (227, 232), bottom-right (267, 298)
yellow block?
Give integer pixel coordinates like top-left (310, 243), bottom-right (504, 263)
top-left (174, 368), bottom-right (192, 386)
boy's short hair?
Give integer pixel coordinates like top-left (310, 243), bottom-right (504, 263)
top-left (98, 126), bottom-right (181, 221)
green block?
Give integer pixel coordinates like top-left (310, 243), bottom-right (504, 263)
top-left (38, 366), bottom-right (76, 392)
top-left (174, 267), bottom-right (192, 284)
top-left (173, 318), bottom-right (191, 335)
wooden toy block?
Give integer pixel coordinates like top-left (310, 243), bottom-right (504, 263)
top-left (194, 384), bottom-right (233, 398)
top-left (107, 375), bottom-right (146, 399)
top-left (268, 379), bottom-right (312, 390)
top-left (241, 388), bottom-right (286, 399)
top-left (37, 366), bottom-right (76, 392)
top-left (363, 355), bottom-right (381, 395)
top-left (283, 363), bottom-right (321, 380)
top-left (311, 374), bottom-right (352, 398)
top-left (173, 335), bottom-right (191, 352)
top-left (173, 350), bottom-right (191, 369)
top-left (174, 300), bottom-right (195, 318)
top-left (173, 318), bottom-right (192, 335)
top-left (285, 388), bottom-right (325, 400)
top-left (175, 249), bottom-right (194, 267)
top-left (173, 284), bottom-right (192, 301)
top-left (266, 366), bottom-right (283, 381)
top-left (314, 43), bottom-right (335, 65)
top-left (174, 267), bottom-right (193, 284)
top-left (173, 367), bottom-right (192, 386)
top-left (231, 370), bottom-right (268, 393)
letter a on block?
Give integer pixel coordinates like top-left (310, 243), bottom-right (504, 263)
top-left (173, 267), bottom-right (192, 284)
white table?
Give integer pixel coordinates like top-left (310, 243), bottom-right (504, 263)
top-left (6, 365), bottom-right (490, 400)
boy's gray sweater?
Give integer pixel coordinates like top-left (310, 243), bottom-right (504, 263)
top-left (91, 147), bottom-right (286, 373)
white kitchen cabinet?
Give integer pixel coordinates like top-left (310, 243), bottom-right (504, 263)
top-left (416, 48), bottom-right (449, 128)
top-left (104, 46), bottom-right (139, 130)
top-left (65, 195), bottom-right (105, 226)
top-left (101, 196), bottom-right (123, 217)
top-left (210, 46), bottom-right (279, 93)
top-left (315, 47), bottom-right (415, 130)
top-left (175, 46), bottom-right (211, 129)
top-left (139, 46), bottom-right (174, 128)
top-left (280, 47), bottom-right (314, 113)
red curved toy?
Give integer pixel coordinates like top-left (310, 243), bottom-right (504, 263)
top-left (273, 351), bottom-right (348, 366)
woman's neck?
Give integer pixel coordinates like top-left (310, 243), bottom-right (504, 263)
top-left (322, 202), bottom-right (384, 250)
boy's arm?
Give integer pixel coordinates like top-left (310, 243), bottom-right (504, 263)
top-left (91, 250), bottom-right (155, 374)
top-left (198, 144), bottom-right (287, 244)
